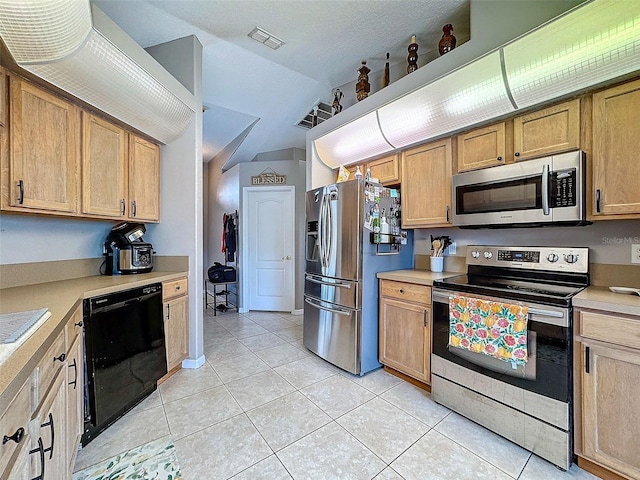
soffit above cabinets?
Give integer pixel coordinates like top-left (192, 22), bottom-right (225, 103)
top-left (0, 1), bottom-right (196, 145)
top-left (313, 0), bottom-right (640, 170)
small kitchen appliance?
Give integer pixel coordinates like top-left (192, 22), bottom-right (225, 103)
top-left (431, 245), bottom-right (589, 470)
top-left (103, 222), bottom-right (154, 275)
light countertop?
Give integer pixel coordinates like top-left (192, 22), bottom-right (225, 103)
top-left (574, 286), bottom-right (640, 317)
top-left (0, 271), bottom-right (187, 413)
top-left (376, 269), bottom-right (460, 286)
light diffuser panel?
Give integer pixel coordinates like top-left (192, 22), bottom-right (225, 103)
top-left (313, 112), bottom-right (394, 168)
top-left (503, 0), bottom-right (640, 108)
top-left (377, 51), bottom-right (515, 149)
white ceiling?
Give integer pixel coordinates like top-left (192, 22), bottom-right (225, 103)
top-left (93, 0), bottom-right (470, 169)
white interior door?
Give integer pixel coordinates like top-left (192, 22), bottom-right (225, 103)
top-left (244, 186), bottom-right (295, 312)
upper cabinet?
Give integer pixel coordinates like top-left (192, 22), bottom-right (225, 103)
top-left (456, 122), bottom-right (506, 172)
top-left (82, 112), bottom-right (128, 218)
top-left (129, 135), bottom-right (160, 222)
top-left (401, 138), bottom-right (452, 228)
top-left (366, 154), bottom-right (400, 186)
top-left (513, 99), bottom-right (580, 161)
top-left (1, 73), bottom-right (161, 222)
top-left (4, 76), bottom-right (79, 214)
top-left (591, 79), bottom-right (640, 219)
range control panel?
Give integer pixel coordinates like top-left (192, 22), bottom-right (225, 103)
top-left (467, 246), bottom-right (589, 273)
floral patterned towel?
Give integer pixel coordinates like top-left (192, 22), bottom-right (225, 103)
top-left (449, 295), bottom-right (529, 365)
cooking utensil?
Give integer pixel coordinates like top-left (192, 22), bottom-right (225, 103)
top-left (609, 286), bottom-right (640, 296)
top-left (432, 239), bottom-right (442, 256)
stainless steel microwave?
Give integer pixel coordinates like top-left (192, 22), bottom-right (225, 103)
top-left (452, 150), bottom-right (588, 228)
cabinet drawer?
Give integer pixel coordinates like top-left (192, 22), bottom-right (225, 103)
top-left (380, 280), bottom-right (431, 304)
top-left (163, 277), bottom-right (187, 302)
top-left (33, 331), bottom-right (65, 408)
top-left (0, 379), bottom-right (30, 474)
top-left (64, 305), bottom-right (83, 350)
top-left (579, 311), bottom-right (640, 350)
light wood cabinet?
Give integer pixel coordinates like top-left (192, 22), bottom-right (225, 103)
top-left (4, 76), bottom-right (79, 214)
top-left (513, 98), bottom-right (580, 161)
top-left (65, 309), bottom-right (83, 476)
top-left (591, 79), bottom-right (640, 219)
top-left (129, 135), bottom-right (160, 222)
top-left (575, 309), bottom-right (640, 480)
top-left (456, 122), bottom-right (506, 172)
top-left (81, 112), bottom-right (128, 218)
top-left (365, 154), bottom-right (400, 186)
top-left (379, 279), bottom-right (431, 384)
top-left (3, 439), bottom-right (30, 480)
top-left (0, 67), bottom-right (6, 128)
top-left (162, 277), bottom-right (189, 372)
top-left (30, 369), bottom-right (67, 480)
top-left (0, 379), bottom-right (30, 478)
top-left (400, 138), bottom-right (452, 228)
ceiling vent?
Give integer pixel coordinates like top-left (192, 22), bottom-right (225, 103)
top-left (296, 100), bottom-right (333, 130)
top-left (0, 1), bottom-right (196, 144)
top-left (248, 27), bottom-right (285, 50)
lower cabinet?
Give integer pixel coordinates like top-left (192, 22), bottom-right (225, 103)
top-left (162, 277), bottom-right (189, 372)
top-left (575, 309), bottom-right (640, 480)
top-left (379, 279), bottom-right (431, 384)
top-left (65, 335), bottom-right (83, 475)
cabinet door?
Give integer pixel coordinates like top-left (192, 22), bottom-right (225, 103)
top-left (65, 335), bottom-right (83, 475)
top-left (367, 154), bottom-right (400, 186)
top-left (81, 112), bottom-right (127, 218)
top-left (0, 68), bottom-right (6, 128)
top-left (456, 122), bottom-right (506, 172)
top-left (164, 295), bottom-right (189, 371)
top-left (3, 440), bottom-right (30, 480)
top-left (581, 340), bottom-right (640, 479)
top-left (30, 370), bottom-right (66, 480)
top-left (129, 135), bottom-right (160, 222)
top-left (513, 99), bottom-right (580, 161)
top-left (592, 79), bottom-right (640, 218)
top-left (401, 138), bottom-right (452, 228)
top-left (379, 297), bottom-right (430, 383)
top-left (9, 77), bottom-right (78, 213)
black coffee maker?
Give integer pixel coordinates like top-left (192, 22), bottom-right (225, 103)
top-left (103, 222), bottom-right (154, 275)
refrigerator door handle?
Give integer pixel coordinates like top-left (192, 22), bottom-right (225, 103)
top-left (325, 194), bottom-right (333, 269)
top-left (304, 297), bottom-right (352, 316)
top-left (318, 193), bottom-right (326, 269)
top-left (306, 274), bottom-right (352, 288)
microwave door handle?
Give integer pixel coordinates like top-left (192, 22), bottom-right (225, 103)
top-left (541, 164), bottom-right (550, 215)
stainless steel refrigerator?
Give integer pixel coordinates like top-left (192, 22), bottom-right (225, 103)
top-left (303, 179), bottom-right (413, 375)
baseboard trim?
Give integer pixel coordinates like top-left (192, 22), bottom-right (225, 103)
top-left (182, 355), bottom-right (205, 369)
top-left (238, 307), bottom-right (249, 313)
top-left (292, 309), bottom-right (303, 315)
top-left (383, 366), bottom-right (431, 392)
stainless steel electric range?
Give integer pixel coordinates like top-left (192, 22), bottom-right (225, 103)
top-left (431, 245), bottom-right (589, 470)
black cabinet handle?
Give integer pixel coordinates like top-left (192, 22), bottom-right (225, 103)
top-left (515, 152), bottom-right (520, 157)
top-left (17, 180), bottom-right (24, 204)
top-left (399, 289), bottom-right (404, 294)
top-left (53, 353), bottom-right (66, 363)
top-left (423, 309), bottom-right (428, 327)
top-left (68, 358), bottom-right (78, 389)
top-left (132, 200), bottom-right (137, 217)
top-left (41, 413), bottom-right (55, 460)
top-left (166, 304), bottom-right (171, 320)
top-left (497, 156), bottom-right (502, 161)
top-left (29, 437), bottom-right (46, 480)
top-left (75, 320), bottom-right (83, 327)
top-left (120, 198), bottom-right (126, 216)
top-left (585, 346), bottom-right (591, 374)
top-left (595, 189), bottom-right (602, 213)
top-left (446, 205), bottom-right (450, 223)
top-left (3, 427), bottom-right (25, 445)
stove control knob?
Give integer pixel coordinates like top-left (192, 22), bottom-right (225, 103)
top-left (564, 253), bottom-right (579, 264)
top-left (547, 253), bottom-right (559, 263)
top-left (483, 251), bottom-right (493, 259)
top-left (471, 250), bottom-right (480, 259)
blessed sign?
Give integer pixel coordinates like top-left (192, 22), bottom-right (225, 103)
top-left (251, 171), bottom-right (286, 185)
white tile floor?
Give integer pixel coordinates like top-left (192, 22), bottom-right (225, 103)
top-left (74, 309), bottom-right (602, 480)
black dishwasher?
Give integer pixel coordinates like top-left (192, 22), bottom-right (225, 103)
top-left (82, 283), bottom-right (166, 445)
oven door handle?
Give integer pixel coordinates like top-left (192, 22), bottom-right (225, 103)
top-left (528, 307), bottom-right (564, 318)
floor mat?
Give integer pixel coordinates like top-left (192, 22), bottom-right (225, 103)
top-left (72, 437), bottom-right (182, 480)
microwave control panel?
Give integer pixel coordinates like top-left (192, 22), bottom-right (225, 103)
top-left (550, 168), bottom-right (577, 207)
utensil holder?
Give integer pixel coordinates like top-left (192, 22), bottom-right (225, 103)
top-left (430, 256), bottom-right (444, 272)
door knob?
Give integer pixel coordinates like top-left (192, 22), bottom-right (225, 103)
top-left (285, 255), bottom-right (291, 260)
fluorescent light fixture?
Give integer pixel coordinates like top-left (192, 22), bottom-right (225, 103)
top-left (0, 1), bottom-right (195, 144)
top-left (503, 0), bottom-right (640, 108)
top-left (248, 27), bottom-right (285, 50)
top-left (378, 51), bottom-right (514, 148)
top-left (314, 112), bottom-right (393, 168)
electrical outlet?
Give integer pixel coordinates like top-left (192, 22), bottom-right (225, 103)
top-left (448, 242), bottom-right (457, 255)
top-left (632, 244), bottom-right (640, 264)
